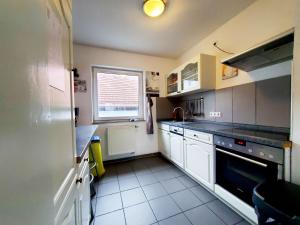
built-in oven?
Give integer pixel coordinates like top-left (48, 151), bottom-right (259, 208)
top-left (214, 135), bottom-right (284, 206)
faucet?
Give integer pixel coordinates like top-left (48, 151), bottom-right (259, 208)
top-left (173, 107), bottom-right (185, 123)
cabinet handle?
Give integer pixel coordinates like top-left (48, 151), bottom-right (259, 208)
top-left (76, 177), bottom-right (83, 184)
top-left (90, 174), bottom-right (95, 184)
top-left (193, 134), bottom-right (198, 137)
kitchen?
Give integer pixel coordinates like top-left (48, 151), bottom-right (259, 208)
top-left (1, 0), bottom-right (300, 225)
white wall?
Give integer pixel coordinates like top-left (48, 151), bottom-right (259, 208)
top-left (291, 2), bottom-right (300, 185)
top-left (173, 0), bottom-right (300, 183)
top-left (176, 0), bottom-right (296, 89)
top-left (74, 0), bottom-right (300, 169)
top-left (73, 44), bottom-right (177, 160)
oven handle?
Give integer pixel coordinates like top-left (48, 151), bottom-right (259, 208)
top-left (216, 148), bottom-right (268, 168)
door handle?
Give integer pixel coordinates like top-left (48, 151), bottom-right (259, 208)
top-left (76, 177), bottom-right (83, 184)
top-left (216, 148), bottom-right (267, 167)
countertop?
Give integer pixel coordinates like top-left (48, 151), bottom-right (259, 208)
top-left (158, 120), bottom-right (291, 148)
top-left (75, 125), bottom-right (98, 163)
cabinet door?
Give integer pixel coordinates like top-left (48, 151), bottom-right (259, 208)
top-left (170, 133), bottom-right (184, 168)
top-left (55, 170), bottom-right (79, 225)
top-left (184, 138), bottom-right (214, 190)
top-left (61, 200), bottom-right (78, 225)
top-left (158, 129), bottom-right (170, 158)
top-left (166, 72), bottom-right (179, 95)
top-left (181, 61), bottom-right (200, 92)
top-left (78, 162), bottom-right (90, 225)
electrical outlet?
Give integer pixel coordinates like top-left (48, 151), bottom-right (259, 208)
top-left (209, 112), bottom-right (222, 118)
top-left (215, 112), bottom-right (221, 117)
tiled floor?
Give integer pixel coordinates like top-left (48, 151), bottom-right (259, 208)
top-left (92, 156), bottom-right (251, 225)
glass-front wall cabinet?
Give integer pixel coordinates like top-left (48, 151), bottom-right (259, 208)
top-left (166, 54), bottom-right (216, 97)
top-left (167, 72), bottom-right (179, 95)
top-left (181, 62), bottom-right (199, 91)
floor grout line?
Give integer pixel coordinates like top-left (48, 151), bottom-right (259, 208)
top-left (136, 168), bottom-right (159, 224)
top-left (95, 181), bottom-right (208, 202)
top-left (203, 203), bottom-right (228, 225)
top-left (95, 156), bottom-right (248, 225)
top-left (116, 168), bottom-right (128, 225)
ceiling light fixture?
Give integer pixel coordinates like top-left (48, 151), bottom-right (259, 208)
top-left (143, 0), bottom-right (166, 18)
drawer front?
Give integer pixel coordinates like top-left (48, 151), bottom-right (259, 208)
top-left (170, 126), bottom-right (183, 135)
top-left (184, 129), bottom-right (213, 144)
top-left (158, 123), bottom-right (170, 131)
top-left (78, 150), bottom-right (89, 174)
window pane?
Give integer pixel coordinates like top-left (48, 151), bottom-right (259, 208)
top-left (97, 72), bottom-right (139, 118)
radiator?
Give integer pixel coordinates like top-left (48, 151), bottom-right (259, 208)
top-left (107, 125), bottom-right (137, 156)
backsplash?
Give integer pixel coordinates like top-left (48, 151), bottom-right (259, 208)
top-left (156, 75), bottom-right (291, 128)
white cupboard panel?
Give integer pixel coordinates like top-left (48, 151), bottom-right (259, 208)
top-left (78, 161), bottom-right (90, 225)
top-left (184, 138), bottom-right (214, 190)
top-left (61, 201), bottom-right (77, 225)
top-left (158, 129), bottom-right (170, 158)
top-left (55, 171), bottom-right (79, 225)
top-left (170, 133), bottom-right (184, 168)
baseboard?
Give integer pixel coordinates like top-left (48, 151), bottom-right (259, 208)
top-left (103, 152), bottom-right (161, 165)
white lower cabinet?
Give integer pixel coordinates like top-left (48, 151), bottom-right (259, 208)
top-left (158, 129), bottom-right (171, 158)
top-left (76, 151), bottom-right (91, 225)
top-left (56, 156), bottom-right (90, 225)
top-left (184, 133), bottom-right (214, 190)
top-left (54, 169), bottom-right (79, 225)
top-left (170, 133), bottom-right (184, 168)
top-left (60, 199), bottom-right (78, 225)
top-left (158, 125), bottom-right (215, 190)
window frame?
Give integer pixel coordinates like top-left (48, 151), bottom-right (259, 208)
top-left (92, 66), bottom-right (145, 123)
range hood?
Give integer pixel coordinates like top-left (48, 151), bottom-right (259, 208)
top-left (221, 32), bottom-right (294, 72)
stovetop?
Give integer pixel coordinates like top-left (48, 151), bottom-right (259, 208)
top-left (219, 128), bottom-right (289, 142)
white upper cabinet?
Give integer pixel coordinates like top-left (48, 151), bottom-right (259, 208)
top-left (166, 68), bottom-right (181, 96)
top-left (166, 54), bottom-right (216, 96)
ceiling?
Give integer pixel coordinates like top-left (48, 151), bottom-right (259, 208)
top-left (73, 0), bottom-right (255, 58)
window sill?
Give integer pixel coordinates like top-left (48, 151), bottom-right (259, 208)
top-left (93, 119), bottom-right (146, 124)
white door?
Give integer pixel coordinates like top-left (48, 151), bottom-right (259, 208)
top-left (78, 162), bottom-right (91, 225)
top-left (170, 133), bottom-right (184, 168)
top-left (158, 129), bottom-right (170, 158)
top-left (184, 138), bottom-right (214, 190)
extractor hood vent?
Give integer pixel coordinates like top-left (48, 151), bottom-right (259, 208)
top-left (221, 32), bottom-right (294, 72)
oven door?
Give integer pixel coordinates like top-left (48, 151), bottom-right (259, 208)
top-left (216, 147), bottom-right (279, 206)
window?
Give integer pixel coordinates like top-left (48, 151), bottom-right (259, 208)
top-left (92, 67), bottom-right (144, 122)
